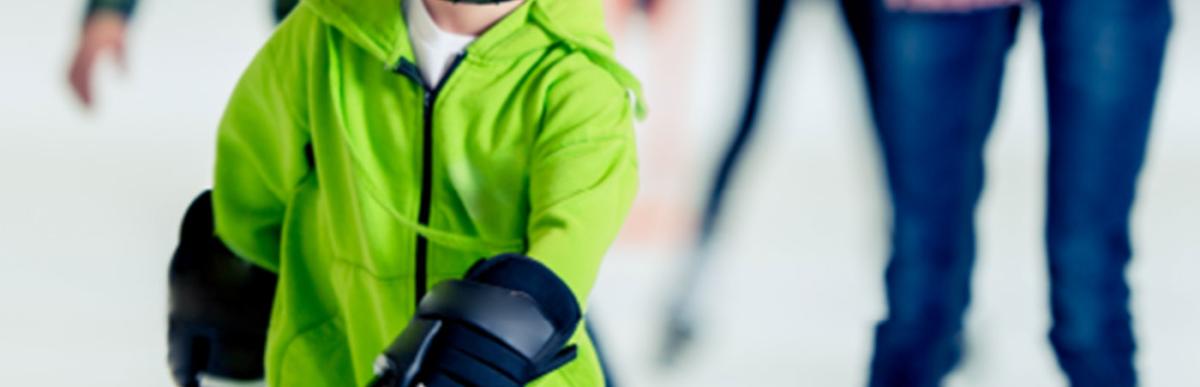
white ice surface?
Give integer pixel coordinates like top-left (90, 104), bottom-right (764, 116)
top-left (0, 0), bottom-right (1196, 386)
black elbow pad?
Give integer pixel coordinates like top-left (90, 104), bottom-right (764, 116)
top-left (370, 254), bottom-right (581, 387)
top-left (167, 191), bottom-right (276, 387)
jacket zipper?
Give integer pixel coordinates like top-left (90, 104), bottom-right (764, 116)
top-left (393, 53), bottom-right (468, 308)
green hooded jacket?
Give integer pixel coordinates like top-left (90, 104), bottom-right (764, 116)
top-left (211, 0), bottom-right (644, 385)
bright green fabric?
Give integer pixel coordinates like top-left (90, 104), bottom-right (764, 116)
top-left (211, 0), bottom-right (642, 385)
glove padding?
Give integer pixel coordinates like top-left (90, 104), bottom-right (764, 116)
top-left (370, 254), bottom-right (581, 387)
top-left (168, 191), bottom-right (277, 387)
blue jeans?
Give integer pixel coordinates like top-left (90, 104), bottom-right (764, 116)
top-left (855, 0), bottom-right (1173, 386)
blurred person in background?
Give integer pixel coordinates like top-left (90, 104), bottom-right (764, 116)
top-left (858, 0), bottom-right (1172, 385)
top-left (658, 0), bottom-right (878, 367)
top-left (658, 0), bottom-right (789, 367)
top-left (67, 0), bottom-right (298, 108)
top-left (662, 1), bottom-right (1171, 386)
top-left (604, 0), bottom-right (663, 33)
top-left (602, 0), bottom-right (700, 251)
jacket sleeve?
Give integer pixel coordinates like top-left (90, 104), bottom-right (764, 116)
top-left (526, 67), bottom-right (639, 307)
top-left (211, 15), bottom-right (312, 273)
top-left (85, 0), bottom-right (137, 18)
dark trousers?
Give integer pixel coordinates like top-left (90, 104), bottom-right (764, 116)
top-left (690, 0), bottom-right (1171, 385)
top-left (858, 1), bottom-right (1172, 386)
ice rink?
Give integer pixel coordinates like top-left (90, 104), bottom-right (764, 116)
top-left (1, 0), bottom-right (1197, 385)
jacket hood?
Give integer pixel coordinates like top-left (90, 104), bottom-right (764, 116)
top-left (303, 0), bottom-right (646, 117)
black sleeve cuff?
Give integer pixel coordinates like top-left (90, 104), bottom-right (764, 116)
top-left (85, 0), bottom-right (137, 19)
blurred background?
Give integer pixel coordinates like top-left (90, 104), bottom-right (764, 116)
top-left (0, 0), bottom-right (1196, 385)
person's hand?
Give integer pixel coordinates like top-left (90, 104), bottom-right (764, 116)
top-left (885, 0), bottom-right (1021, 13)
top-left (68, 11), bottom-right (128, 108)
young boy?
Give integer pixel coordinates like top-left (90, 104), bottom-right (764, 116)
top-left (175, 0), bottom-right (644, 385)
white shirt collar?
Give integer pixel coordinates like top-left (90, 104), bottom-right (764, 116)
top-left (405, 0), bottom-right (477, 88)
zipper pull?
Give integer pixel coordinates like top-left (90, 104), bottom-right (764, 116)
top-left (392, 58), bottom-right (426, 87)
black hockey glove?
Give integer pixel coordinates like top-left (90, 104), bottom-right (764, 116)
top-left (369, 254), bottom-right (581, 387)
top-left (168, 191), bottom-right (277, 387)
